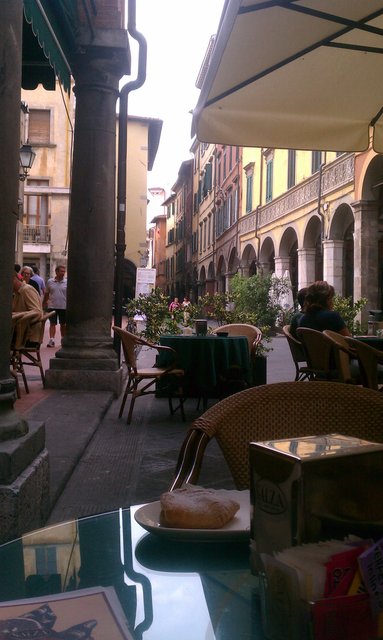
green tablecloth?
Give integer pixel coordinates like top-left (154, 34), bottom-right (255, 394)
top-left (158, 334), bottom-right (252, 398)
top-left (356, 336), bottom-right (383, 350)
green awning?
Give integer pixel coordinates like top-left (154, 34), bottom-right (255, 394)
top-left (23, 0), bottom-right (76, 94)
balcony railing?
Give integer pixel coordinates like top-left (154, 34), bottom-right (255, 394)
top-left (23, 225), bottom-right (51, 243)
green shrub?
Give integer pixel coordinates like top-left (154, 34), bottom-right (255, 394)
top-left (230, 273), bottom-right (292, 328)
top-left (124, 282), bottom-right (369, 345)
top-left (333, 295), bottom-right (368, 335)
top-left (125, 288), bottom-right (182, 342)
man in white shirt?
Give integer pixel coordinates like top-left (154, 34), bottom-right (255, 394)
top-left (43, 265), bottom-right (67, 347)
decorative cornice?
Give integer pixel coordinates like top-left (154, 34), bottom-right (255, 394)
top-left (261, 154), bottom-right (354, 228)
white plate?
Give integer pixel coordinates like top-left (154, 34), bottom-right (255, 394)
top-left (134, 490), bottom-right (251, 541)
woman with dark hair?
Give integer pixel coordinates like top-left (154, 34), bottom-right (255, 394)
top-left (298, 281), bottom-right (350, 336)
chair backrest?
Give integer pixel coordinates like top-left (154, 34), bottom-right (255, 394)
top-left (113, 326), bottom-right (140, 369)
top-left (33, 311), bottom-right (56, 346)
top-left (282, 324), bottom-right (306, 364)
top-left (171, 382), bottom-right (383, 490)
top-left (12, 310), bottom-right (42, 349)
top-left (297, 327), bottom-right (335, 378)
top-left (323, 330), bottom-right (357, 384)
top-left (113, 325), bottom-right (162, 371)
top-left (345, 336), bottom-right (383, 390)
top-left (212, 323), bottom-right (262, 355)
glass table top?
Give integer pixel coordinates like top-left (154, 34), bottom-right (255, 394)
top-left (0, 505), bottom-right (262, 639)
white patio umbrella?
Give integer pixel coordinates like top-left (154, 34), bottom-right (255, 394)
top-left (192, 1), bottom-right (383, 152)
top-left (281, 270), bottom-right (294, 310)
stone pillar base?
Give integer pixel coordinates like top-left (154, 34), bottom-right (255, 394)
top-left (0, 447), bottom-right (49, 543)
top-left (0, 421), bottom-right (46, 484)
top-left (45, 366), bottom-right (123, 395)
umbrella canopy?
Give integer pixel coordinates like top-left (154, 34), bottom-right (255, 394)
top-left (193, 0), bottom-right (383, 152)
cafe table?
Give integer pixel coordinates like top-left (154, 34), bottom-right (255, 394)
top-left (0, 502), bottom-right (262, 639)
top-left (157, 334), bottom-right (252, 402)
top-left (356, 335), bottom-right (383, 350)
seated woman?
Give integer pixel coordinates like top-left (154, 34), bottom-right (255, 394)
top-left (298, 281), bottom-right (351, 336)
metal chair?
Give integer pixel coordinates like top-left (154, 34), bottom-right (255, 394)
top-left (170, 382), bottom-right (383, 491)
top-left (282, 324), bottom-right (310, 381)
top-left (344, 336), bottom-right (383, 391)
top-left (113, 326), bottom-right (185, 424)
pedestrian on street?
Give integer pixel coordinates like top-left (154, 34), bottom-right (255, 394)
top-left (182, 296), bottom-right (191, 324)
top-left (21, 265), bottom-right (40, 295)
top-left (169, 297), bottom-right (180, 318)
top-left (31, 266), bottom-right (46, 297)
top-left (43, 265), bottom-right (67, 347)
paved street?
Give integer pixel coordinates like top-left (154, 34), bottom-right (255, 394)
top-left (15, 325), bottom-right (295, 527)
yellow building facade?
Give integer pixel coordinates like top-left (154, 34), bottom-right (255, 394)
top-left (20, 82), bottom-right (161, 299)
top-left (21, 81), bottom-right (74, 279)
top-left (165, 142), bottom-right (382, 325)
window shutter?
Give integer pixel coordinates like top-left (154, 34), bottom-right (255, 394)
top-left (29, 110), bottom-right (50, 144)
top-left (266, 160), bottom-right (273, 202)
top-left (205, 162), bottom-right (212, 191)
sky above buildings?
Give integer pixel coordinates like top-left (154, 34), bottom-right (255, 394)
top-left (127, 0), bottom-right (225, 195)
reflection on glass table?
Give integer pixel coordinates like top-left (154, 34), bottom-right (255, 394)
top-left (0, 506), bottom-right (262, 640)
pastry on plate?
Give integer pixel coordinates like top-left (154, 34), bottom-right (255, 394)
top-left (160, 484), bottom-right (240, 529)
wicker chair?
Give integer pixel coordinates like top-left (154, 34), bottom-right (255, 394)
top-left (211, 323), bottom-right (262, 357)
top-left (296, 327), bottom-right (341, 381)
top-left (322, 330), bottom-right (361, 384)
top-left (11, 309), bottom-right (41, 350)
top-left (282, 324), bottom-right (310, 381)
top-left (11, 310), bottom-right (53, 393)
top-left (15, 312), bottom-right (56, 390)
top-left (113, 326), bottom-right (185, 424)
top-left (169, 381), bottom-right (383, 491)
top-left (344, 336), bottom-right (383, 391)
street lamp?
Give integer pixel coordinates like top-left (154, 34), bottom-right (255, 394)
top-left (19, 143), bottom-right (36, 181)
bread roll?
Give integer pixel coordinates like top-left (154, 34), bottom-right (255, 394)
top-left (160, 484), bottom-right (240, 529)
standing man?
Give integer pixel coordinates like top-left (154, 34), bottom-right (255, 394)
top-left (31, 266), bottom-right (45, 297)
top-left (43, 265), bottom-right (67, 347)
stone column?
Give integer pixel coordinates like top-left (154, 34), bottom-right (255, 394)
top-left (258, 262), bottom-right (271, 275)
top-left (323, 240), bottom-right (344, 294)
top-left (0, 1), bottom-right (25, 438)
top-left (225, 272), bottom-right (234, 292)
top-left (46, 41), bottom-right (129, 393)
top-left (206, 279), bottom-right (216, 295)
top-left (239, 262), bottom-right (250, 277)
top-left (274, 257), bottom-right (290, 278)
top-left (297, 248), bottom-right (316, 289)
top-left (352, 200), bottom-right (380, 321)
top-left (0, 1), bottom-right (49, 543)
